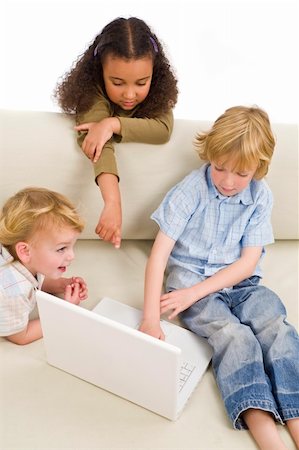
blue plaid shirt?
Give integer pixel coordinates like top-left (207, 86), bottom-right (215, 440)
top-left (151, 163), bottom-right (274, 291)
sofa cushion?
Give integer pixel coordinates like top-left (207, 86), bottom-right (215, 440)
top-left (0, 110), bottom-right (298, 239)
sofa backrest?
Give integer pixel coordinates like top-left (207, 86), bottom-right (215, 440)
top-left (1, 110), bottom-right (298, 240)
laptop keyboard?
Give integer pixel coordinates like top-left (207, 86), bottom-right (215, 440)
top-left (179, 361), bottom-right (196, 391)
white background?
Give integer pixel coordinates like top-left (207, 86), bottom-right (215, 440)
top-left (1, 0), bottom-right (298, 123)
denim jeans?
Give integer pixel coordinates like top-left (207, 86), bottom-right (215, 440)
top-left (180, 276), bottom-right (299, 430)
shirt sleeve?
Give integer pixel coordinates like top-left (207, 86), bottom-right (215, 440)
top-left (152, 171), bottom-right (201, 241)
top-left (76, 98), bottom-right (174, 180)
top-left (76, 95), bottom-right (119, 180)
top-left (242, 182), bottom-right (274, 247)
top-left (118, 110), bottom-right (174, 144)
top-left (76, 93), bottom-right (112, 142)
top-left (0, 292), bottom-right (32, 336)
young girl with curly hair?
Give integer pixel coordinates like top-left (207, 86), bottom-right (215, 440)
top-left (55, 17), bottom-right (178, 249)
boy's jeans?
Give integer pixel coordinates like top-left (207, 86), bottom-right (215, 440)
top-left (180, 276), bottom-right (299, 430)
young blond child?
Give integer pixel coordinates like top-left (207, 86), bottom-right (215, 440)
top-left (140, 106), bottom-right (299, 450)
top-left (0, 187), bottom-right (88, 345)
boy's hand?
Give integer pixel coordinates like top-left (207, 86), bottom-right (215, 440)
top-left (95, 201), bottom-right (122, 249)
top-left (70, 276), bottom-right (88, 300)
top-left (64, 277), bottom-right (88, 305)
top-left (42, 277), bottom-right (88, 303)
top-left (160, 287), bottom-right (198, 320)
top-left (139, 320), bottom-right (165, 340)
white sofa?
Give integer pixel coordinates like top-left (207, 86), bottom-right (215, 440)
top-left (0, 109), bottom-right (298, 450)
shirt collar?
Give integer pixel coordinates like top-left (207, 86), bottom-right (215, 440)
top-left (206, 164), bottom-right (254, 205)
top-left (0, 244), bottom-right (42, 288)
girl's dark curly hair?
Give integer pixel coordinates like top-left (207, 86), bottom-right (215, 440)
top-left (54, 17), bottom-right (178, 118)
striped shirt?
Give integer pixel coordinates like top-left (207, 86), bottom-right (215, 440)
top-left (151, 163), bottom-right (274, 291)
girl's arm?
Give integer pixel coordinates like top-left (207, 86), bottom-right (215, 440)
top-left (76, 99), bottom-right (174, 249)
top-left (76, 110), bottom-right (174, 163)
top-left (160, 246), bottom-right (263, 320)
top-left (76, 99), bottom-right (122, 248)
top-left (96, 173), bottom-right (122, 249)
top-left (75, 117), bottom-right (120, 163)
top-left (76, 93), bottom-right (112, 148)
top-left (6, 319), bottom-right (42, 345)
top-left (76, 95), bottom-right (119, 179)
top-left (77, 124), bottom-right (121, 248)
top-left (77, 123), bottom-right (121, 248)
top-left (118, 110), bottom-right (174, 144)
top-left (139, 230), bottom-right (176, 339)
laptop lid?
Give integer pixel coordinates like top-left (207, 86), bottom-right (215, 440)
top-left (93, 297), bottom-right (213, 416)
top-left (37, 291), bottom-right (181, 420)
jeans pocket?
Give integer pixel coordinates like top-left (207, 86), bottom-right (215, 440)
top-left (237, 276), bottom-right (260, 288)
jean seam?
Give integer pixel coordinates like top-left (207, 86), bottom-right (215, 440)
top-left (232, 399), bottom-right (283, 430)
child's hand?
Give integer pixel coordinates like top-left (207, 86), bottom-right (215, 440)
top-left (64, 277), bottom-right (88, 305)
top-left (75, 121), bottom-right (111, 162)
top-left (95, 201), bottom-right (122, 249)
top-left (75, 118), bottom-right (120, 163)
top-left (160, 288), bottom-right (198, 320)
top-left (139, 319), bottom-right (165, 340)
top-left (70, 276), bottom-right (88, 300)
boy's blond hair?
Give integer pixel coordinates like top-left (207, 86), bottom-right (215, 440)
top-left (195, 106), bottom-right (276, 179)
top-left (0, 187), bottom-right (85, 259)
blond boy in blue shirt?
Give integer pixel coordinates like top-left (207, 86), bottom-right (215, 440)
top-left (140, 106), bottom-right (299, 450)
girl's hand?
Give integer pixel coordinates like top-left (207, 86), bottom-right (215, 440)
top-left (95, 201), bottom-right (122, 249)
top-left (160, 288), bottom-right (198, 320)
top-left (139, 319), bottom-right (165, 340)
top-left (63, 277), bottom-right (88, 305)
top-left (75, 118), bottom-right (120, 163)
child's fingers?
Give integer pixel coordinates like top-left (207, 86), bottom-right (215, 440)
top-left (71, 276), bottom-right (83, 284)
top-left (101, 228), bottom-right (114, 242)
top-left (95, 221), bottom-right (109, 240)
top-left (72, 282), bottom-right (80, 296)
top-left (93, 145), bottom-right (103, 163)
top-left (70, 282), bottom-right (80, 304)
top-left (82, 142), bottom-right (97, 161)
top-left (80, 291), bottom-right (88, 301)
top-left (113, 230), bottom-right (121, 249)
top-left (79, 284), bottom-right (88, 300)
top-left (64, 283), bottom-right (80, 304)
top-left (168, 309), bottom-right (179, 320)
top-left (70, 277), bottom-right (88, 300)
top-left (74, 123), bottom-right (90, 131)
top-left (63, 284), bottom-right (72, 302)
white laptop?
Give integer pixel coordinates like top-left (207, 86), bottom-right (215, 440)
top-left (37, 292), bottom-right (212, 420)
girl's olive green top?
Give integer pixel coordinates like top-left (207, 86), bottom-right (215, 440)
top-left (77, 88), bottom-right (174, 182)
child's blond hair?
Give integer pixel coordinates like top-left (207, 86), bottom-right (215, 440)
top-left (0, 187), bottom-right (85, 259)
top-left (195, 106), bottom-right (275, 179)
